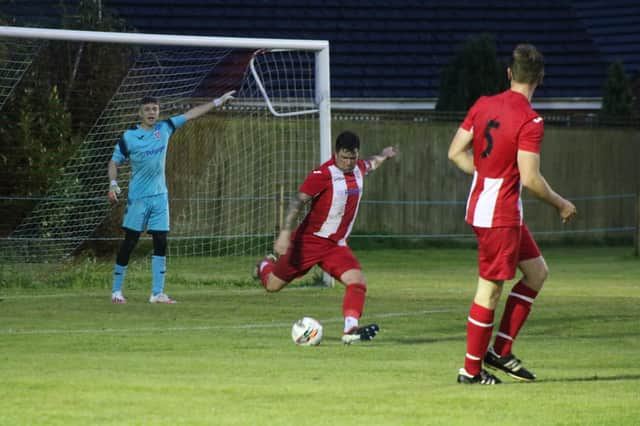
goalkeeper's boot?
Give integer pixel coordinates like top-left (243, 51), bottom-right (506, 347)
top-left (341, 323), bottom-right (380, 345)
top-left (457, 368), bottom-right (501, 385)
top-left (484, 346), bottom-right (536, 382)
top-left (149, 293), bottom-right (177, 304)
top-left (111, 291), bottom-right (127, 304)
top-left (252, 253), bottom-right (277, 281)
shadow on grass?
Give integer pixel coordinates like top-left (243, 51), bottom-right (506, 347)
top-left (469, 374), bottom-right (640, 386)
top-left (536, 374), bottom-right (640, 383)
top-left (382, 335), bottom-right (463, 345)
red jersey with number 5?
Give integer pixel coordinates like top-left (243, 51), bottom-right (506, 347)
top-left (460, 90), bottom-right (543, 227)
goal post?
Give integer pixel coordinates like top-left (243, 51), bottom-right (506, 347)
top-left (0, 26), bottom-right (331, 262)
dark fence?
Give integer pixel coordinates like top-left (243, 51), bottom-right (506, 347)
top-left (332, 111), bottom-right (640, 245)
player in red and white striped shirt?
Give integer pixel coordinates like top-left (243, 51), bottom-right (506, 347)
top-left (255, 131), bottom-right (397, 344)
top-left (448, 44), bottom-right (576, 384)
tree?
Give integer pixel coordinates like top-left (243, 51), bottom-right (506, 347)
top-left (633, 74), bottom-right (640, 114)
top-left (436, 34), bottom-right (508, 112)
top-left (601, 61), bottom-right (633, 120)
top-left (0, 0), bottom-right (132, 235)
top-left (54, 0), bottom-right (134, 132)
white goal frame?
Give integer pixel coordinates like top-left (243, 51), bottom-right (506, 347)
top-left (0, 25), bottom-right (332, 162)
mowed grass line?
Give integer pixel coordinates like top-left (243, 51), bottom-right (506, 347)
top-left (0, 246), bottom-right (638, 425)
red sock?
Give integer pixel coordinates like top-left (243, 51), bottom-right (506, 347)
top-left (258, 258), bottom-right (274, 289)
top-left (464, 302), bottom-right (495, 376)
top-left (493, 280), bottom-right (538, 357)
top-left (342, 283), bottom-right (367, 319)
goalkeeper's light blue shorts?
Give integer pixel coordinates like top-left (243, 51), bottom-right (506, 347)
top-left (122, 193), bottom-right (170, 232)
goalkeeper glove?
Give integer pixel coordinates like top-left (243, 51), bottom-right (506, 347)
top-left (109, 180), bottom-right (122, 194)
top-left (213, 90), bottom-right (236, 107)
top-left (109, 180), bottom-right (121, 195)
top-left (108, 180), bottom-right (121, 203)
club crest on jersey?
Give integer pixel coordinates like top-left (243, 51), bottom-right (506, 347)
top-left (154, 130), bottom-right (161, 139)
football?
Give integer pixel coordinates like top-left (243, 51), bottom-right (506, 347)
top-left (291, 317), bottom-right (323, 346)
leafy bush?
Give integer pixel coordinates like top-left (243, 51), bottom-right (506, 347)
top-left (0, 0), bottom-right (132, 233)
top-left (601, 61), bottom-right (634, 121)
top-left (436, 33), bottom-right (508, 111)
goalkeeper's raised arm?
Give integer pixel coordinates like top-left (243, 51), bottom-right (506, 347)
top-left (183, 90), bottom-right (236, 120)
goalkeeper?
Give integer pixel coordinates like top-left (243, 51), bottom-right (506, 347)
top-left (107, 91), bottom-right (235, 304)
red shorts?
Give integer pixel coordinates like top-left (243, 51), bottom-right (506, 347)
top-left (472, 223), bottom-right (541, 281)
top-left (272, 234), bottom-right (361, 282)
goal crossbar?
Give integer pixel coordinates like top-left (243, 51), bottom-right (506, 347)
top-left (0, 26), bottom-right (328, 51)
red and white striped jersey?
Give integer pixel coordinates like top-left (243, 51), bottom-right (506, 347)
top-left (296, 157), bottom-right (371, 245)
top-left (460, 90), bottom-right (543, 228)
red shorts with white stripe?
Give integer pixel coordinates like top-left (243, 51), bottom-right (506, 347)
top-left (272, 234), bottom-right (361, 282)
top-left (472, 223), bottom-right (541, 281)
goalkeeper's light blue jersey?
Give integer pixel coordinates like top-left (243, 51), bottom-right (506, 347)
top-left (111, 114), bottom-right (187, 200)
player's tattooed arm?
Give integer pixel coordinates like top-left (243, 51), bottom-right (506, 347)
top-left (282, 193), bottom-right (312, 231)
top-left (274, 192), bottom-right (312, 255)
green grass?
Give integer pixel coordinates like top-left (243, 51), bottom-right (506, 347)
top-left (1, 246), bottom-right (639, 425)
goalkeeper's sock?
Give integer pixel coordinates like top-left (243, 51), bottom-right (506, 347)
top-left (151, 255), bottom-right (166, 296)
top-left (112, 263), bottom-right (127, 293)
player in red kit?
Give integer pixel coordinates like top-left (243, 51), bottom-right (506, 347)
top-left (448, 44), bottom-right (577, 384)
top-left (255, 131), bottom-right (397, 344)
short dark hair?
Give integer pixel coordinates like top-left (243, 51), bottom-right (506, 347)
top-left (511, 44), bottom-right (544, 85)
top-left (140, 96), bottom-right (160, 106)
top-left (335, 131), bottom-right (360, 152)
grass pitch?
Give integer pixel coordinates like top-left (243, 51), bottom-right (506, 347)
top-left (0, 246), bottom-right (639, 425)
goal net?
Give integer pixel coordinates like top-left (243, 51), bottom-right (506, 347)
top-left (0, 27), bottom-right (331, 262)
top-left (0, 37), bottom-right (41, 110)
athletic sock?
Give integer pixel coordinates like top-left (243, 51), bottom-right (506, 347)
top-left (464, 302), bottom-right (495, 376)
top-left (151, 255), bottom-right (166, 296)
top-left (258, 258), bottom-right (274, 288)
top-left (112, 263), bottom-right (127, 293)
top-left (342, 283), bottom-right (367, 321)
top-left (344, 316), bottom-right (359, 333)
top-left (493, 280), bottom-right (538, 357)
